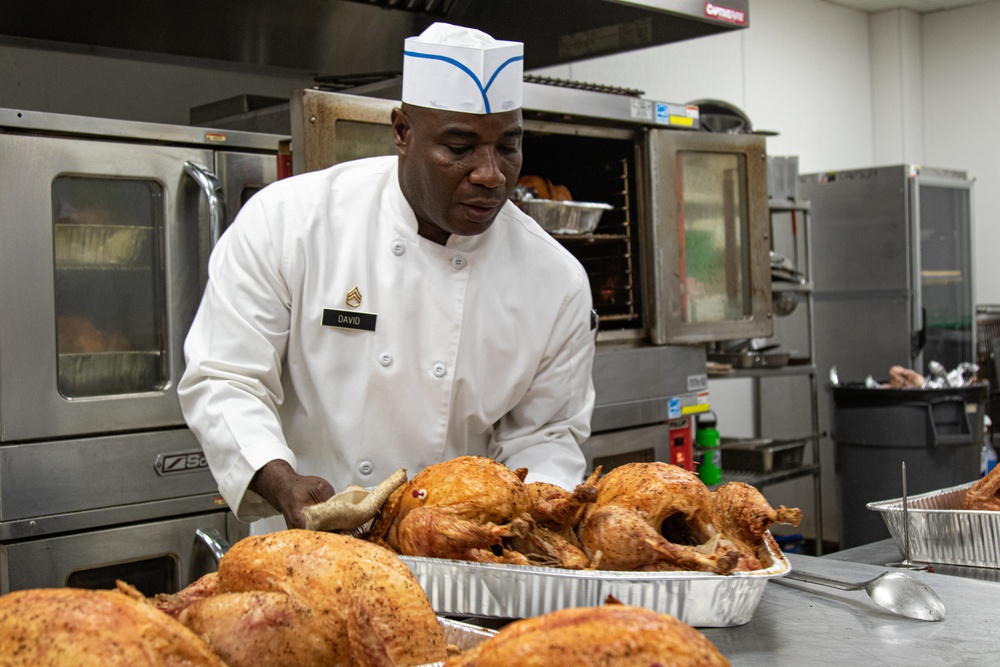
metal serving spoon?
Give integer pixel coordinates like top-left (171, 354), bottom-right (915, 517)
top-left (781, 568), bottom-right (946, 621)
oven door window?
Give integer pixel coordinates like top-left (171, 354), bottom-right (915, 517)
top-left (52, 176), bottom-right (167, 397)
top-left (678, 151), bottom-right (751, 324)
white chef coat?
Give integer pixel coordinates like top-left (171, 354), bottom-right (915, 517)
top-left (178, 155), bottom-right (596, 527)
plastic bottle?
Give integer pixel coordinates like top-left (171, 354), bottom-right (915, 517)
top-left (982, 416), bottom-right (997, 477)
top-left (983, 440), bottom-right (997, 476)
top-left (695, 412), bottom-right (723, 486)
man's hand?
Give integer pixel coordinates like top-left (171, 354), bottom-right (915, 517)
top-left (249, 460), bottom-right (335, 529)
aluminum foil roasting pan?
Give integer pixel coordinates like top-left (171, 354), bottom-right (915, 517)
top-left (514, 199), bottom-right (613, 235)
top-left (418, 618), bottom-right (496, 667)
top-left (402, 535), bottom-right (789, 628)
top-left (867, 482), bottom-right (1000, 569)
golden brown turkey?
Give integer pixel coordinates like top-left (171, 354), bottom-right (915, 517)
top-left (151, 530), bottom-right (446, 667)
top-left (442, 602), bottom-right (729, 667)
top-left (368, 456), bottom-right (534, 565)
top-left (505, 469), bottom-right (601, 569)
top-left (577, 462), bottom-right (741, 573)
top-left (0, 587), bottom-right (225, 667)
top-left (711, 481), bottom-right (803, 570)
top-left (963, 464), bottom-right (1000, 511)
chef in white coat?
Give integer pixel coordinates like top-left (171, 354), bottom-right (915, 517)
top-left (178, 22), bottom-right (597, 534)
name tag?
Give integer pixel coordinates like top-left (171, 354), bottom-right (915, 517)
top-left (322, 308), bottom-right (377, 332)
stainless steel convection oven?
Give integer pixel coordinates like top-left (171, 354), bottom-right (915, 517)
top-left (0, 109), bottom-right (285, 594)
top-left (288, 81), bottom-right (773, 474)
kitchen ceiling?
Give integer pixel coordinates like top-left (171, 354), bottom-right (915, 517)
top-left (824, 0), bottom-right (993, 12)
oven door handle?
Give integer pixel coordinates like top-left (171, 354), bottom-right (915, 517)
top-left (184, 161), bottom-right (227, 249)
top-left (194, 527), bottom-right (231, 565)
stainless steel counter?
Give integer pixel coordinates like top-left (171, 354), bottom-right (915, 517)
top-left (700, 553), bottom-right (1000, 665)
top-left (824, 538), bottom-right (1000, 583)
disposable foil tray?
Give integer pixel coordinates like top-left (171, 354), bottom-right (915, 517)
top-left (402, 535), bottom-right (788, 628)
top-left (867, 482), bottom-right (1000, 569)
top-left (58, 351), bottom-right (162, 396)
top-left (54, 224), bottom-right (152, 267)
top-left (514, 199), bottom-right (613, 235)
top-left (418, 618), bottom-right (496, 667)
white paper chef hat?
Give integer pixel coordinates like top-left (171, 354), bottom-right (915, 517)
top-left (402, 22), bottom-right (523, 115)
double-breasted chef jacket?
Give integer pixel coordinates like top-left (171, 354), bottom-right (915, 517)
top-left (179, 155), bottom-right (597, 529)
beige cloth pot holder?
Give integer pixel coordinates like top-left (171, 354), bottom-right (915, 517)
top-left (302, 468), bottom-right (407, 532)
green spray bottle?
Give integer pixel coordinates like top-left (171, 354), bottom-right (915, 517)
top-left (695, 411), bottom-right (722, 486)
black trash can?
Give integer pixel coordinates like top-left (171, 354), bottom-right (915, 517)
top-left (831, 382), bottom-right (988, 548)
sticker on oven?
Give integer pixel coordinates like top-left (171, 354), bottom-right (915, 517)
top-left (668, 397), bottom-right (682, 419)
top-left (655, 103), bottom-right (671, 125)
top-left (688, 374), bottom-right (709, 392)
top-left (630, 99), bottom-right (654, 121)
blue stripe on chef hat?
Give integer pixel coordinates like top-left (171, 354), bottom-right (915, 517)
top-left (402, 50), bottom-right (524, 114)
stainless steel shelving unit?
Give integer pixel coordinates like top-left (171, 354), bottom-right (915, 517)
top-left (710, 198), bottom-right (824, 555)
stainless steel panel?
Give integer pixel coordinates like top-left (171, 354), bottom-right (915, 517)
top-left (646, 130), bottom-right (772, 344)
top-left (1, 511), bottom-right (230, 593)
top-left (214, 151), bottom-right (279, 229)
top-left (0, 111), bottom-right (281, 441)
top-left (291, 90), bottom-right (397, 176)
top-left (591, 344), bottom-right (707, 432)
top-left (802, 168), bottom-right (911, 294)
top-left (0, 108), bottom-right (286, 152)
top-left (0, 134), bottom-right (209, 440)
top-left (801, 164), bottom-right (975, 375)
top-left (0, 0), bottom-right (748, 73)
top-left (0, 429), bottom-right (218, 525)
top-left (580, 422), bottom-right (672, 472)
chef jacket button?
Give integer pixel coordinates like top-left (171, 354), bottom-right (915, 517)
top-left (450, 255), bottom-right (467, 270)
top-left (358, 460), bottom-right (374, 476)
top-left (379, 353), bottom-right (393, 367)
top-left (432, 363), bottom-right (447, 378)
top-left (392, 241), bottom-right (405, 256)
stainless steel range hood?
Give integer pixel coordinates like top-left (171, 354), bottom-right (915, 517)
top-left (0, 0), bottom-right (748, 73)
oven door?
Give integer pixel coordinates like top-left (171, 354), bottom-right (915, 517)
top-left (646, 130), bottom-right (772, 344)
top-left (0, 134), bottom-right (213, 441)
top-left (1, 511), bottom-right (242, 595)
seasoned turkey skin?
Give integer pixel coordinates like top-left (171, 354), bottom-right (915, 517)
top-left (443, 604), bottom-right (729, 667)
top-left (711, 481), bottom-right (802, 571)
top-left (505, 472), bottom-right (600, 569)
top-left (963, 464), bottom-right (1000, 511)
top-left (153, 530), bottom-right (447, 667)
top-left (578, 462), bottom-right (740, 573)
top-left (369, 456), bottom-right (534, 564)
top-left (0, 587), bottom-right (225, 666)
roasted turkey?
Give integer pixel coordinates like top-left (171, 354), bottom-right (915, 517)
top-left (711, 481), bottom-right (802, 570)
top-left (963, 464), bottom-right (1000, 511)
top-left (577, 462), bottom-right (741, 573)
top-left (151, 530), bottom-right (447, 667)
top-left (505, 470), bottom-right (601, 569)
top-left (0, 587), bottom-right (224, 666)
top-left (368, 456), bottom-right (534, 564)
top-left (443, 603), bottom-right (729, 666)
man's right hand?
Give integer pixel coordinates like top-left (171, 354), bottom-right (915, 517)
top-left (249, 460), bottom-right (336, 529)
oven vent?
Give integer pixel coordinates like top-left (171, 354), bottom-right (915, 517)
top-left (341, 0), bottom-right (458, 16)
top-left (523, 75), bottom-right (645, 99)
